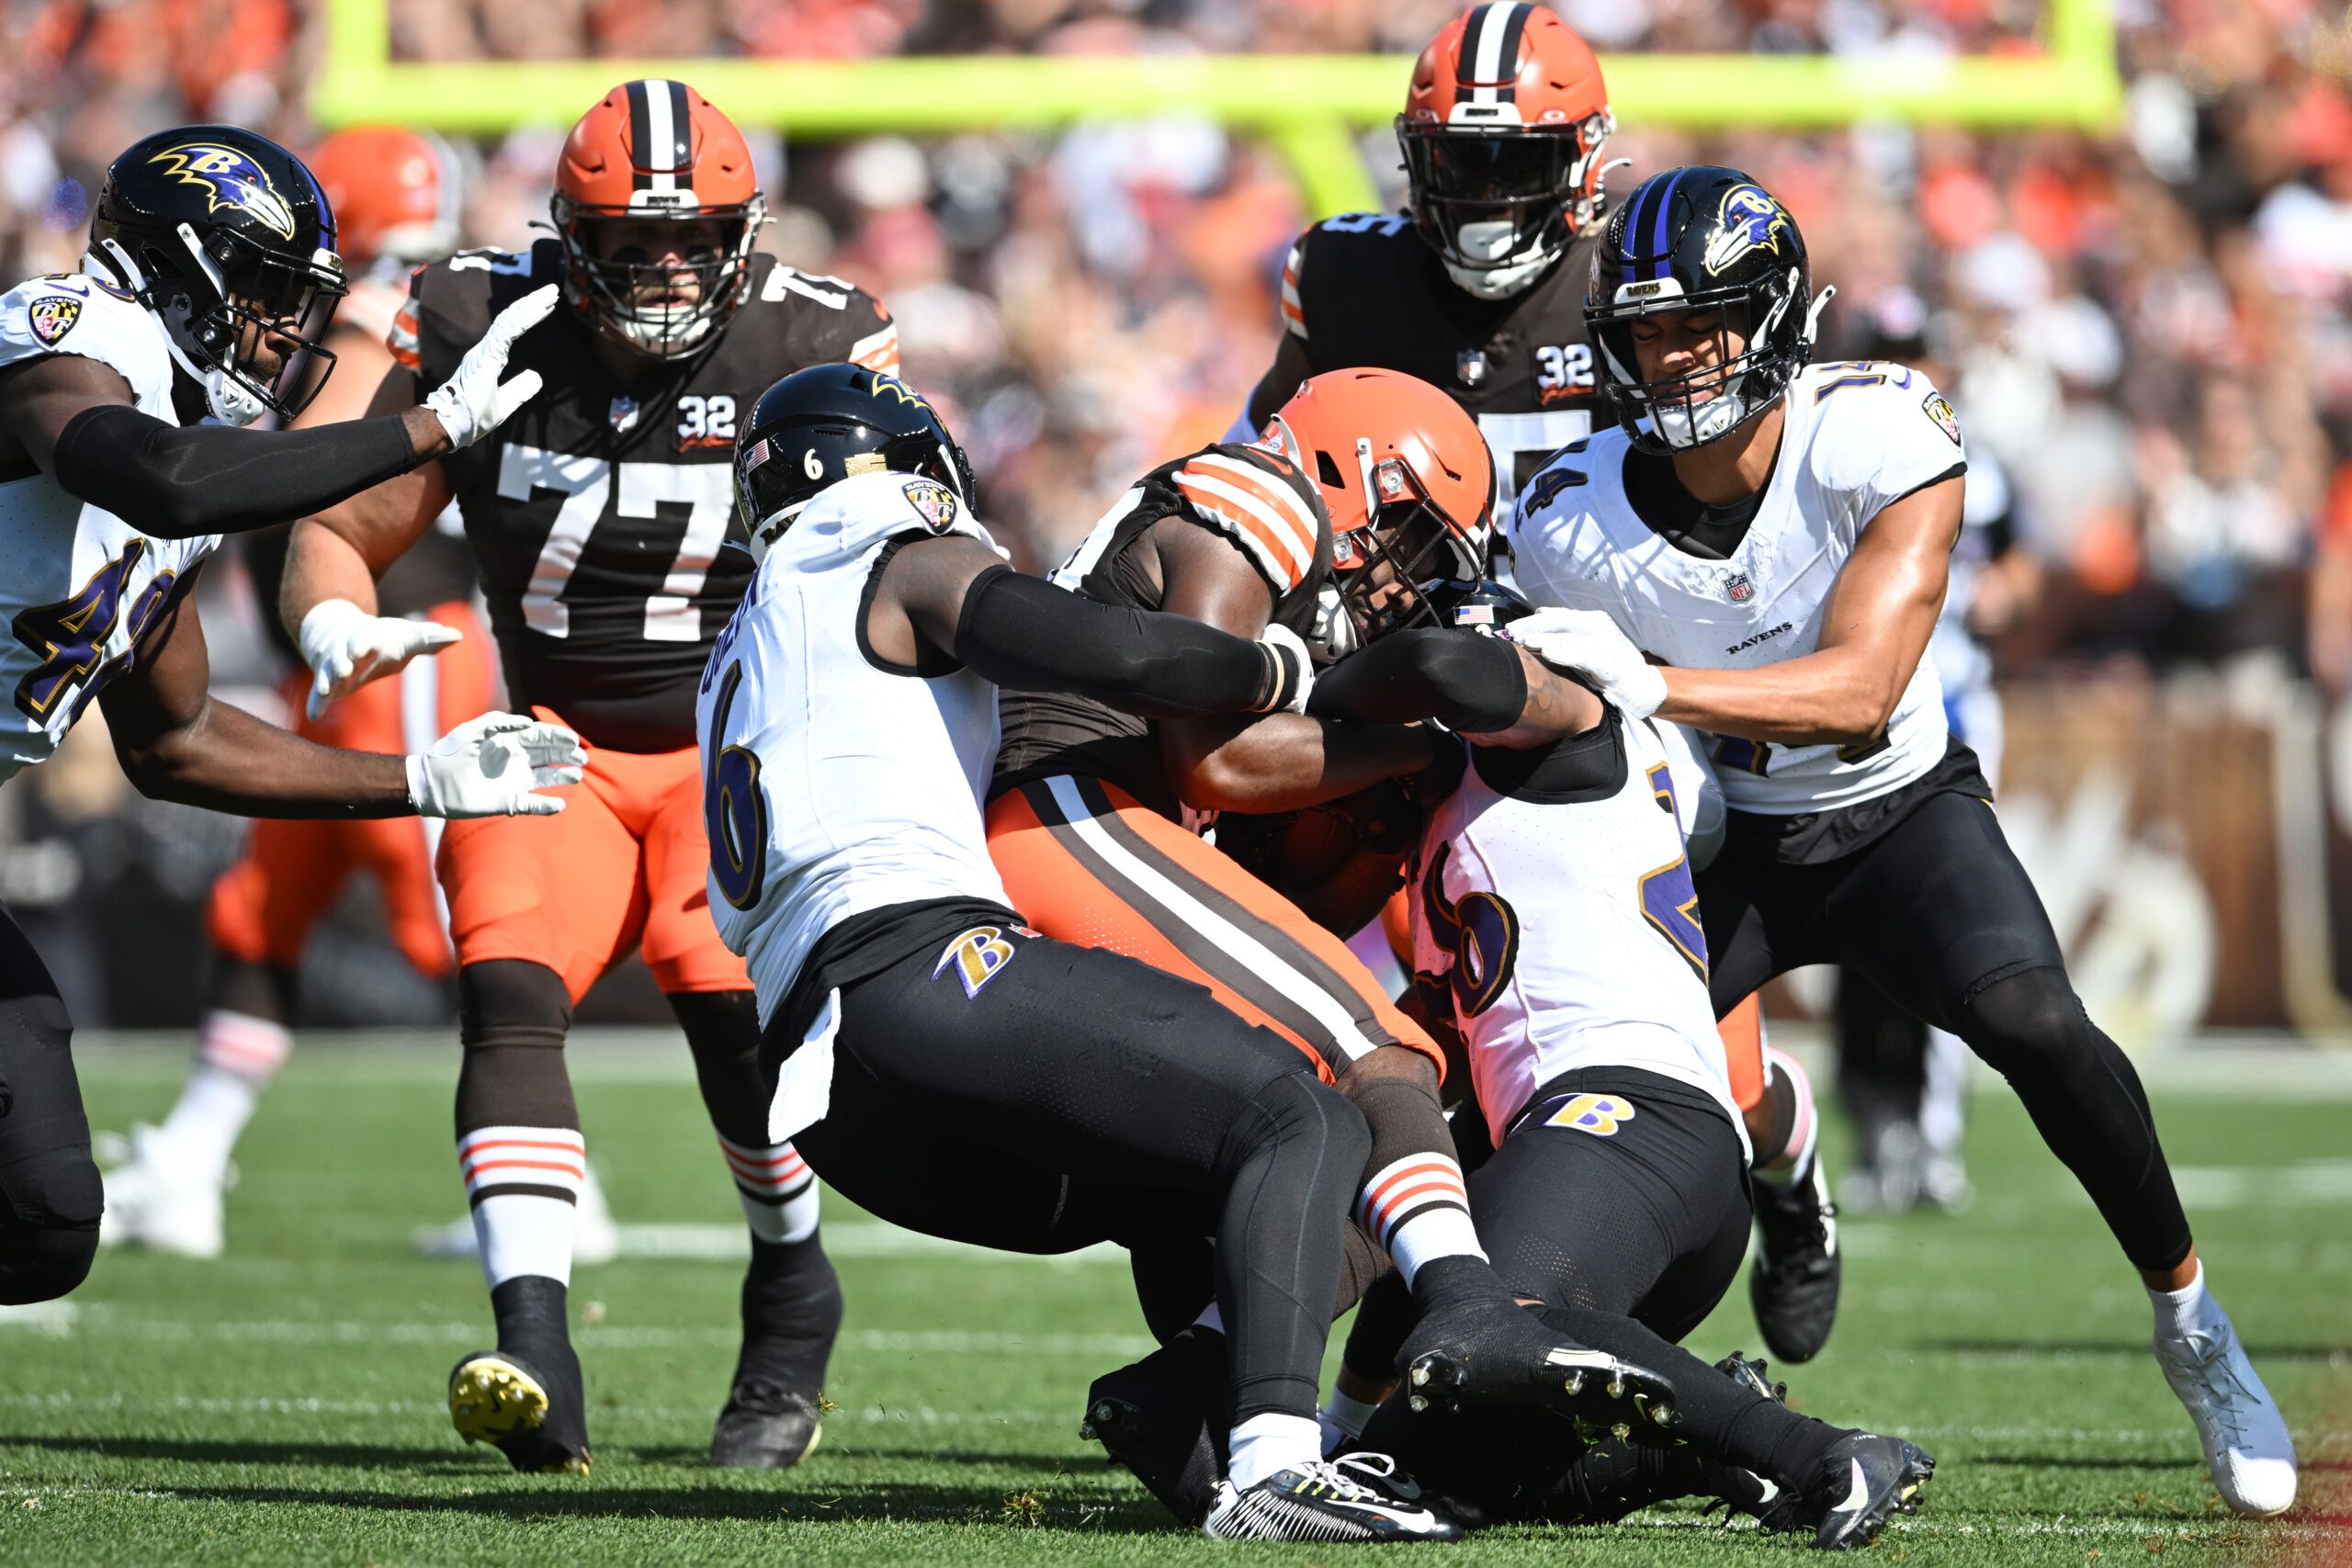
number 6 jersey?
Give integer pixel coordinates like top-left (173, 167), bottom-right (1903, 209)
top-left (399, 239), bottom-right (898, 751)
top-left (1412, 705), bottom-right (1742, 1150)
top-left (0, 270), bottom-right (213, 781)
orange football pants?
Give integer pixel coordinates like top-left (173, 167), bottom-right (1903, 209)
top-left (437, 707), bottom-right (748, 1002)
top-left (205, 603), bottom-right (495, 979)
top-left (986, 773), bottom-right (1445, 1086)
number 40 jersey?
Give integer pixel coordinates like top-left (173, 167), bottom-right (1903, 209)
top-left (1413, 705), bottom-right (1744, 1152)
top-left (399, 239), bottom-right (898, 751)
top-left (0, 270), bottom-right (213, 781)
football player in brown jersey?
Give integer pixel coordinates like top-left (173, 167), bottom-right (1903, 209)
top-left (1245, 1), bottom-right (1836, 1369)
top-left (279, 81), bottom-right (899, 1477)
top-left (987, 368), bottom-right (1676, 1525)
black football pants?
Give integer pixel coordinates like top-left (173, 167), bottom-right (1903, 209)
top-left (786, 917), bottom-right (1369, 1425)
top-left (0, 901), bottom-right (101, 1303)
top-left (1700, 789), bottom-right (2192, 1273)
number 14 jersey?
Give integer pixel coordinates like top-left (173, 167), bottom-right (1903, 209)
top-left (399, 240), bottom-right (897, 751)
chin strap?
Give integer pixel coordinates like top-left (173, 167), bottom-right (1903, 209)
top-left (1801, 280), bottom-right (1838, 351)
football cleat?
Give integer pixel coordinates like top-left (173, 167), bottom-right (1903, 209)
top-left (1401, 1298), bottom-right (1678, 1435)
top-left (1203, 1453), bottom-right (1464, 1542)
top-left (447, 1348), bottom-right (592, 1475)
top-left (711, 1237), bottom-right (843, 1471)
top-left (96, 1126), bottom-right (226, 1259)
top-left (710, 1382), bottom-right (822, 1470)
top-left (1758, 1432), bottom-right (1932, 1551)
top-left (416, 1161), bottom-right (620, 1266)
top-left (1080, 1327), bottom-right (1232, 1526)
top-left (2154, 1307), bottom-right (2297, 1517)
top-left (1750, 1156), bottom-right (1840, 1363)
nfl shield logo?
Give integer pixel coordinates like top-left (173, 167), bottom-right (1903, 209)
top-left (1455, 349), bottom-right (1488, 389)
top-left (608, 396), bottom-right (639, 434)
top-left (28, 296), bottom-right (80, 346)
top-left (1725, 572), bottom-right (1755, 603)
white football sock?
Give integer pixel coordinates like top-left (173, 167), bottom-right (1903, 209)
top-left (1318, 1388), bottom-right (1379, 1455)
top-left (2148, 1261), bottom-right (2210, 1339)
top-left (157, 1010), bottom-right (293, 1184)
top-left (1358, 1153), bottom-right (1484, 1287)
top-left (458, 1125), bottom-right (585, 1290)
top-left (1227, 1412), bottom-right (1323, 1492)
top-left (719, 1134), bottom-right (820, 1245)
top-left (1753, 1045), bottom-right (1819, 1184)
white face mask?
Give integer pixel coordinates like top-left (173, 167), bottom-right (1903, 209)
top-left (1442, 219), bottom-right (1559, 301)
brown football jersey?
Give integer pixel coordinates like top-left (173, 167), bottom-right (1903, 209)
top-left (992, 441), bottom-right (1334, 819)
top-left (1272, 213), bottom-right (1604, 510)
top-left (395, 240), bottom-right (897, 750)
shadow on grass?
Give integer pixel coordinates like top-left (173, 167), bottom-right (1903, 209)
top-left (633, 1442), bottom-right (1099, 1472)
top-left (1962, 1451), bottom-right (2202, 1472)
top-left (0, 1433), bottom-right (473, 1472)
top-left (120, 1478), bottom-right (1180, 1532)
top-left (1921, 1339), bottom-right (2351, 1360)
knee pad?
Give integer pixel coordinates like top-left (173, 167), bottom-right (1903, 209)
top-left (1955, 966), bottom-right (2088, 1077)
top-left (0, 1220), bottom-right (96, 1305)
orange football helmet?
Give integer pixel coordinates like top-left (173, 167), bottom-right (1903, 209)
top-left (1398, 3), bottom-right (1618, 299)
top-left (1262, 368), bottom-right (1495, 647)
top-left (309, 125), bottom-right (460, 275)
top-left (551, 79), bottom-right (765, 358)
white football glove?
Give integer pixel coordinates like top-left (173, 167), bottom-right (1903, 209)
top-left (422, 283), bottom-right (558, 449)
top-left (298, 599), bottom-right (464, 721)
top-left (1254, 622), bottom-right (1316, 715)
top-left (1508, 607), bottom-right (1668, 720)
top-left (404, 712), bottom-right (586, 819)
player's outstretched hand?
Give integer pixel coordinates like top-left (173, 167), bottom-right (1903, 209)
top-left (1507, 608), bottom-right (1667, 720)
top-left (298, 599), bottom-right (465, 721)
top-left (423, 283), bottom-right (559, 450)
top-left (406, 712), bottom-right (586, 819)
top-left (1252, 623), bottom-right (1315, 715)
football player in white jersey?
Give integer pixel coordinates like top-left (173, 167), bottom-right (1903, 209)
top-left (0, 125), bottom-right (578, 1305)
top-left (1509, 165), bottom-right (2295, 1519)
top-left (1300, 582), bottom-right (1934, 1549)
top-left (705, 363), bottom-right (1482, 1542)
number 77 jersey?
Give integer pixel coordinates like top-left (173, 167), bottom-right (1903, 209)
top-left (1412, 705), bottom-right (1744, 1152)
top-left (400, 239), bottom-right (899, 751)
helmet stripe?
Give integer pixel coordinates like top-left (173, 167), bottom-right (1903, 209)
top-left (1464, 3), bottom-right (1530, 104)
top-left (643, 79), bottom-right (677, 192)
top-left (625, 80), bottom-right (655, 190)
top-left (1643, 167), bottom-right (1689, 282)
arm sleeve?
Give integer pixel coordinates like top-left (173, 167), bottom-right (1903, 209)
top-left (50, 403), bottom-right (420, 540)
top-left (951, 566), bottom-right (1284, 717)
top-left (1306, 627), bottom-right (1528, 733)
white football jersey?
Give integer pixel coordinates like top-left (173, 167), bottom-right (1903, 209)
top-left (699, 469), bottom-right (1012, 1027)
top-left (1413, 709), bottom-right (1743, 1151)
top-left (0, 268), bottom-right (215, 782)
top-left (1510, 361), bottom-right (1969, 815)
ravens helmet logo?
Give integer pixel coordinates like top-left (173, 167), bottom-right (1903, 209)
top-left (145, 143), bottom-right (298, 240)
top-left (1702, 184), bottom-right (1791, 277)
top-left (865, 372), bottom-right (932, 412)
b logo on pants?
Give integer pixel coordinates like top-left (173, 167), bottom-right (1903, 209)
top-left (933, 925), bottom-right (1020, 998)
top-left (1544, 1093), bottom-right (1636, 1137)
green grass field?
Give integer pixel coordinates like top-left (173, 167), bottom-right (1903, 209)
top-left (2, 1036), bottom-right (2346, 1565)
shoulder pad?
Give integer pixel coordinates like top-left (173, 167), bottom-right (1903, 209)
top-left (1162, 442), bottom-right (1326, 593)
top-left (781, 470), bottom-right (996, 566)
top-left (753, 262), bottom-right (899, 376)
top-left (1801, 361), bottom-right (1966, 508)
top-left (0, 273), bottom-right (168, 393)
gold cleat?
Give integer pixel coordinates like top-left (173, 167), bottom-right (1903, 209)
top-left (447, 1353), bottom-right (591, 1475)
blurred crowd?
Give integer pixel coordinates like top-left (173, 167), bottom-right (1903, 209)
top-left (1, 0), bottom-right (2349, 1022)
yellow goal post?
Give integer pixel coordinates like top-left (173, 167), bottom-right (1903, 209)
top-left (312, 0), bottom-right (2123, 220)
